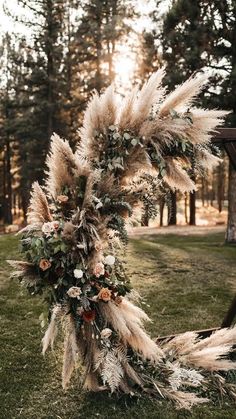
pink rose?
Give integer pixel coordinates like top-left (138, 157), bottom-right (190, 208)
top-left (93, 262), bottom-right (105, 278)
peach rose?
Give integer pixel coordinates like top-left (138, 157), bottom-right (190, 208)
top-left (98, 287), bottom-right (112, 302)
top-left (57, 195), bottom-right (69, 203)
top-left (39, 258), bottom-right (51, 271)
top-left (93, 262), bottom-right (105, 278)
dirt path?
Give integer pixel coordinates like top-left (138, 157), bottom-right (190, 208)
top-left (128, 224), bottom-right (226, 237)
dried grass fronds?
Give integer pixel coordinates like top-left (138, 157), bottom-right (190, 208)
top-left (162, 331), bottom-right (198, 356)
top-left (42, 305), bottom-right (63, 355)
top-left (122, 147), bottom-right (152, 179)
top-left (79, 87), bottom-right (117, 159)
top-left (140, 117), bottom-right (189, 148)
top-left (62, 315), bottom-right (79, 389)
top-left (163, 327), bottom-right (236, 372)
top-left (122, 360), bottom-right (143, 387)
top-left (119, 298), bottom-right (151, 325)
top-left (159, 73), bottom-right (207, 117)
top-left (118, 86), bottom-right (139, 131)
top-left (194, 327), bottom-right (236, 351)
top-left (7, 259), bottom-right (37, 281)
top-left (45, 133), bottom-right (78, 198)
top-left (83, 371), bottom-right (102, 391)
top-left (161, 388), bottom-right (208, 410)
top-left (181, 345), bottom-right (235, 371)
top-left (130, 69), bottom-right (166, 130)
top-left (27, 181), bottom-right (52, 224)
top-left (164, 159), bottom-right (196, 192)
top-left (99, 300), bottom-right (164, 362)
top-left (196, 148), bottom-right (222, 170)
top-left (191, 109), bottom-right (229, 133)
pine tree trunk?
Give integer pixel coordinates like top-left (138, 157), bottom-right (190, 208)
top-left (226, 161), bottom-right (236, 244)
top-left (159, 198), bottom-right (164, 226)
top-left (184, 193), bottom-right (188, 224)
top-left (217, 161), bottom-right (225, 213)
top-left (168, 191), bottom-right (177, 225)
top-left (189, 191), bottom-right (196, 225)
top-left (4, 112), bottom-right (13, 225)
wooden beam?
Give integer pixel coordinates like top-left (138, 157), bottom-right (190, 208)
top-left (156, 327), bottom-right (219, 343)
top-left (211, 128), bottom-right (236, 169)
top-left (213, 128), bottom-right (236, 141)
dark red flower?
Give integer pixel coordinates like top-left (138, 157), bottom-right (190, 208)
top-left (82, 310), bottom-right (96, 323)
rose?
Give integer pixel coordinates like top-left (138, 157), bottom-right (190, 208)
top-left (52, 221), bottom-right (59, 230)
top-left (104, 255), bottom-right (115, 266)
top-left (114, 295), bottom-right (122, 305)
top-left (101, 328), bottom-right (112, 339)
top-left (42, 221), bottom-right (59, 236)
top-left (42, 222), bottom-right (53, 237)
top-left (74, 269), bottom-right (83, 279)
top-left (93, 262), bottom-right (105, 278)
top-left (67, 286), bottom-right (82, 299)
top-left (82, 310), bottom-right (96, 323)
top-left (98, 287), bottom-right (112, 302)
top-left (57, 195), bottom-right (69, 203)
top-left (39, 258), bottom-right (51, 271)
top-left (94, 241), bottom-right (103, 251)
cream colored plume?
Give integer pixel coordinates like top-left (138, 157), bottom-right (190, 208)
top-left (78, 86), bottom-right (116, 159)
top-left (45, 133), bottom-right (78, 198)
top-left (163, 326), bottom-right (236, 372)
top-left (62, 316), bottom-right (79, 389)
top-left (159, 73), bottom-right (207, 117)
top-left (130, 69), bottom-right (165, 129)
top-left (27, 181), bottom-right (52, 224)
top-left (164, 160), bottom-right (196, 192)
top-left (99, 299), bottom-right (164, 362)
top-left (118, 86), bottom-right (139, 131)
top-left (42, 305), bottom-right (63, 355)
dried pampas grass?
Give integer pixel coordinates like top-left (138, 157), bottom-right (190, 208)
top-left (159, 74), bottom-right (207, 117)
top-left (42, 305), bottom-right (63, 355)
top-left (27, 181), bottom-right (52, 225)
top-left (99, 299), bottom-right (164, 362)
top-left (62, 315), bottom-right (79, 389)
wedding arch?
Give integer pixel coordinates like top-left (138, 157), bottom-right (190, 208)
top-left (9, 70), bottom-right (236, 410)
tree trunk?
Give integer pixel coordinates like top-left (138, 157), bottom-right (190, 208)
top-left (141, 208), bottom-right (149, 226)
top-left (184, 193), bottom-right (188, 224)
top-left (159, 198), bottom-right (164, 226)
top-left (189, 190), bottom-right (196, 225)
top-left (168, 191), bottom-right (177, 225)
top-left (217, 161), bottom-right (225, 213)
top-left (226, 161), bottom-right (236, 244)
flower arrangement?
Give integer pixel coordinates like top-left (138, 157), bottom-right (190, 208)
top-left (9, 70), bottom-right (236, 409)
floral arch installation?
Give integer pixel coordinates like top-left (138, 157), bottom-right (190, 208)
top-left (9, 70), bottom-right (236, 410)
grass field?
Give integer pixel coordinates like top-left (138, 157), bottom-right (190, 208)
top-left (1, 231), bottom-right (236, 419)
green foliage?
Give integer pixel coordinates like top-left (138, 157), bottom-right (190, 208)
top-left (161, 0), bottom-right (236, 125)
top-left (2, 232), bottom-right (236, 418)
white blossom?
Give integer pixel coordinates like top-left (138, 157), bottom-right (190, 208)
top-left (74, 269), bottom-right (84, 279)
top-left (101, 328), bottom-right (112, 339)
top-left (104, 255), bottom-right (115, 266)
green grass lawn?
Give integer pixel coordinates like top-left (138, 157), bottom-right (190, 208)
top-left (1, 231), bottom-right (236, 419)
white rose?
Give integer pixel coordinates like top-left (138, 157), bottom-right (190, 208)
top-left (101, 328), bottom-right (112, 339)
top-left (104, 255), bottom-right (115, 266)
top-left (74, 269), bottom-right (84, 279)
top-left (42, 221), bottom-right (59, 237)
top-left (67, 286), bottom-right (82, 299)
top-left (42, 222), bottom-right (53, 237)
